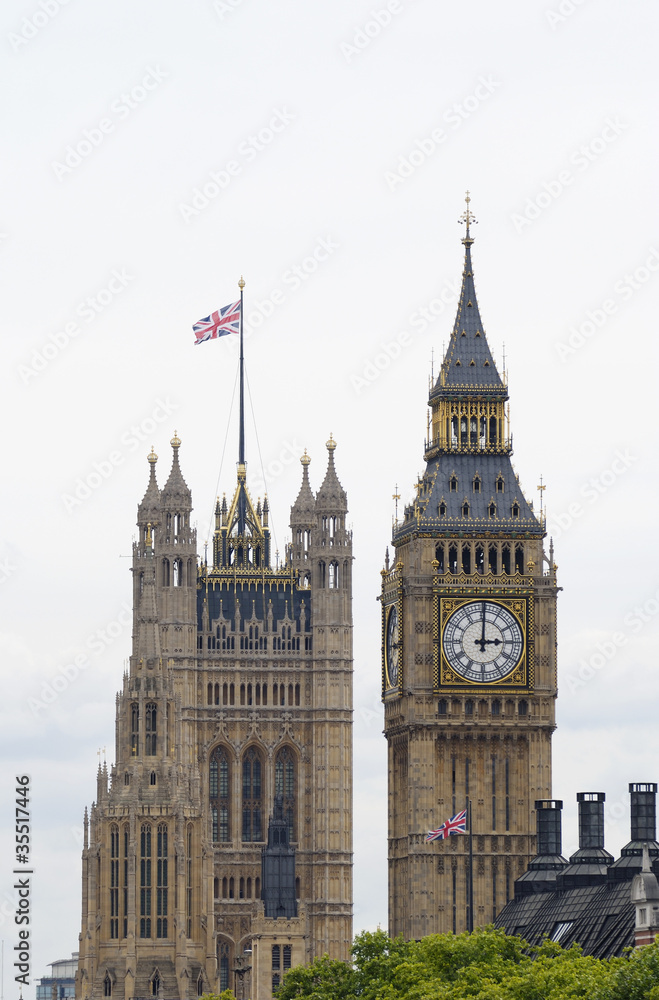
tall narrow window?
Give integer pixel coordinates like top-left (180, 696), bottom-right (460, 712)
top-left (242, 747), bottom-right (263, 842)
top-left (219, 943), bottom-right (230, 992)
top-left (210, 747), bottom-right (230, 842)
top-left (110, 825), bottom-right (119, 939)
top-left (131, 703), bottom-right (139, 756)
top-left (186, 825), bottom-right (193, 938)
top-left (104, 975), bottom-right (112, 997)
top-left (283, 945), bottom-right (292, 970)
top-left (156, 823), bottom-right (168, 938)
top-left (275, 746), bottom-right (296, 840)
top-left (140, 824), bottom-right (152, 938)
top-left (123, 826), bottom-right (129, 938)
top-left (145, 703), bottom-right (157, 756)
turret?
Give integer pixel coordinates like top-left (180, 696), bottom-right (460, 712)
top-left (290, 451), bottom-right (315, 586)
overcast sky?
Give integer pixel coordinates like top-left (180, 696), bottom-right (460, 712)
top-left (1, 0), bottom-right (658, 990)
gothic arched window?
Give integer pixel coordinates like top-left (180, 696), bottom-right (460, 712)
top-left (242, 747), bottom-right (263, 842)
top-left (218, 942), bottom-right (230, 992)
top-left (156, 824), bottom-right (168, 939)
top-left (145, 703), bottom-right (157, 756)
top-left (275, 746), bottom-right (296, 840)
top-left (104, 975), bottom-right (112, 997)
top-left (140, 824), bottom-right (152, 938)
top-left (210, 747), bottom-right (230, 843)
top-left (110, 825), bottom-right (119, 939)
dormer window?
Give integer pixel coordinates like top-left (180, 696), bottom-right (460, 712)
top-left (473, 476), bottom-right (481, 494)
top-left (439, 501), bottom-right (447, 517)
top-left (496, 476), bottom-right (504, 493)
top-left (449, 476), bottom-right (458, 492)
top-left (462, 502), bottom-right (470, 518)
top-left (488, 502), bottom-right (497, 518)
top-left (460, 330), bottom-right (467, 337)
top-left (455, 360), bottom-right (462, 366)
top-left (511, 502), bottom-right (520, 518)
top-left (469, 359), bottom-right (475, 366)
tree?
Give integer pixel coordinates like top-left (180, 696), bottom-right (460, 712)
top-left (275, 928), bottom-right (659, 1000)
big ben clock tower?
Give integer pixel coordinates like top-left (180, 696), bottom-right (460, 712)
top-left (382, 196), bottom-right (558, 938)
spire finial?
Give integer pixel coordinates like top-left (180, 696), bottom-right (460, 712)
top-left (238, 275), bottom-right (245, 290)
top-left (459, 190), bottom-right (477, 243)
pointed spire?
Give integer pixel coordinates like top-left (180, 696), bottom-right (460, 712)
top-left (316, 434), bottom-right (347, 510)
top-left (161, 432), bottom-right (191, 506)
top-left (431, 193), bottom-right (505, 399)
top-left (138, 447), bottom-right (160, 520)
top-left (291, 450), bottom-right (315, 518)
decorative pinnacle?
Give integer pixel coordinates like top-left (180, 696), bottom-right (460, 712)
top-left (326, 433), bottom-right (336, 452)
top-left (171, 430), bottom-right (181, 448)
top-left (238, 275), bottom-right (245, 290)
top-left (147, 446), bottom-right (158, 465)
top-left (459, 190), bottom-right (477, 242)
top-left (301, 449), bottom-right (311, 466)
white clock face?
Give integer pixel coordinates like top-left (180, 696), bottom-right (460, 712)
top-left (386, 605), bottom-right (400, 687)
top-left (442, 601), bottom-right (523, 683)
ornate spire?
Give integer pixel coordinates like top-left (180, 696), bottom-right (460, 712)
top-left (161, 432), bottom-right (191, 506)
top-left (432, 193), bottom-right (505, 399)
top-left (291, 450), bottom-right (315, 519)
top-left (316, 435), bottom-right (347, 510)
top-left (137, 447), bottom-right (160, 520)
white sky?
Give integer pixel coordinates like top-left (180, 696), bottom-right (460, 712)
top-left (1, 0), bottom-right (658, 991)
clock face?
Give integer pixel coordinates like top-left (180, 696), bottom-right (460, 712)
top-left (442, 601), bottom-right (523, 683)
top-left (385, 605), bottom-right (400, 688)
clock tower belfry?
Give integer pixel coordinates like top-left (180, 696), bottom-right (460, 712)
top-left (382, 198), bottom-right (559, 938)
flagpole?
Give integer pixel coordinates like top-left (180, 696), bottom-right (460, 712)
top-left (467, 796), bottom-right (474, 932)
top-left (238, 276), bottom-right (245, 466)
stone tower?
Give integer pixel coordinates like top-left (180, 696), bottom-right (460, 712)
top-left (381, 199), bottom-right (559, 938)
top-left (76, 429), bottom-right (353, 1000)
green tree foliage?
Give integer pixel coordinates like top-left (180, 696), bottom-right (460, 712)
top-left (275, 928), bottom-right (659, 1000)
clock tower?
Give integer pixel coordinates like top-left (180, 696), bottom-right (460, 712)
top-left (382, 198), bottom-right (558, 938)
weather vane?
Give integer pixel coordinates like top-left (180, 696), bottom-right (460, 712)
top-left (393, 485), bottom-right (400, 522)
top-left (459, 190), bottom-right (477, 239)
top-left (537, 476), bottom-right (546, 515)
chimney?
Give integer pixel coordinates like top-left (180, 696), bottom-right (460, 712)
top-left (556, 792), bottom-right (612, 889)
top-left (514, 800), bottom-right (567, 897)
top-left (609, 783), bottom-right (659, 883)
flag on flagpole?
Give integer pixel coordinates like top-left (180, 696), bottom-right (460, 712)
top-left (193, 300), bottom-right (241, 344)
top-left (426, 808), bottom-right (468, 842)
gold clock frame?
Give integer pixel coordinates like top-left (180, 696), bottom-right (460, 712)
top-left (382, 593), bottom-right (403, 697)
top-left (434, 595), bottom-right (533, 691)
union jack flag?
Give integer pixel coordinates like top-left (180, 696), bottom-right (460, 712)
top-left (426, 808), bottom-right (468, 842)
top-left (193, 300), bottom-right (241, 344)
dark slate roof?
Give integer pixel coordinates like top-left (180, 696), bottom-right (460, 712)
top-left (430, 237), bottom-right (506, 400)
top-left (496, 850), bottom-right (659, 958)
top-left (394, 452), bottom-right (543, 543)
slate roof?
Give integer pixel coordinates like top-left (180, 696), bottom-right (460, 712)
top-left (430, 235), bottom-right (506, 400)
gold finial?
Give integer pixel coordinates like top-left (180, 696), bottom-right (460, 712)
top-left (171, 430), bottom-right (181, 448)
top-left (459, 190), bottom-right (477, 240)
top-left (326, 433), bottom-right (336, 452)
top-left (146, 522), bottom-right (153, 548)
top-left (147, 447), bottom-right (158, 465)
top-left (238, 275), bottom-right (245, 290)
top-left (392, 484), bottom-right (400, 521)
top-left (537, 476), bottom-right (546, 515)
top-left (301, 449), bottom-right (311, 467)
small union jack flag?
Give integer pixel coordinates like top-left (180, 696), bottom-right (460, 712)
top-left (193, 300), bottom-right (241, 344)
top-left (426, 808), bottom-right (468, 842)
